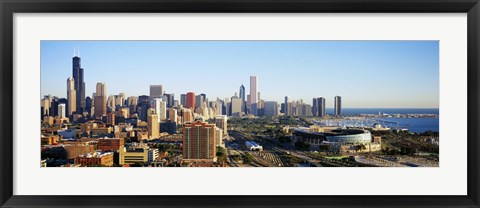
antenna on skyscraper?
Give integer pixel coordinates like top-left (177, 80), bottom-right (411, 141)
top-left (73, 46), bottom-right (76, 57)
top-left (78, 46), bottom-right (80, 57)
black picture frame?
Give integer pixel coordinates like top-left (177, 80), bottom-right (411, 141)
top-left (1, 0), bottom-right (479, 207)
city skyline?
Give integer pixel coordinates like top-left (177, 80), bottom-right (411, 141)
top-left (41, 41), bottom-right (439, 108)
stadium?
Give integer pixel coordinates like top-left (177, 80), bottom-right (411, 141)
top-left (292, 127), bottom-right (381, 153)
top-left (293, 128), bottom-right (372, 145)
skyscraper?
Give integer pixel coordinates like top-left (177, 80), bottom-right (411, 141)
top-left (127, 96), bottom-right (138, 114)
top-left (96, 82), bottom-right (106, 97)
top-left (183, 120), bottom-right (216, 160)
top-left (94, 82), bottom-right (107, 118)
top-left (154, 98), bottom-right (167, 122)
top-left (107, 95), bottom-right (116, 112)
top-left (182, 108), bottom-right (193, 124)
top-left (239, 84), bottom-right (246, 113)
top-left (250, 76), bottom-right (257, 104)
top-left (195, 95), bottom-right (204, 108)
top-left (230, 96), bottom-right (243, 117)
top-left (186, 92), bottom-right (195, 109)
top-left (149, 85), bottom-right (163, 99)
top-left (66, 77), bottom-right (76, 117)
top-left (137, 95), bottom-right (149, 121)
top-left (313, 97), bottom-right (326, 117)
top-left (148, 114), bottom-right (159, 139)
top-left (284, 96), bottom-right (290, 116)
top-left (72, 48), bottom-right (86, 113)
top-left (58, 103), bottom-right (66, 118)
top-left (85, 96), bottom-right (92, 115)
top-left (165, 93), bottom-right (174, 108)
top-left (200, 93), bottom-right (207, 103)
top-left (239, 85), bottom-right (246, 102)
top-left (168, 108), bottom-right (178, 122)
top-left (249, 76), bottom-right (258, 116)
top-left (180, 94), bottom-right (187, 107)
top-left (317, 97), bottom-right (326, 117)
top-left (334, 96), bottom-right (342, 116)
top-left (264, 101), bottom-right (278, 116)
top-left (214, 115), bottom-right (228, 135)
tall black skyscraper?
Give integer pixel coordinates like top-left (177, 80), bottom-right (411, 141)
top-left (85, 96), bottom-right (92, 115)
top-left (239, 84), bottom-right (246, 113)
top-left (165, 93), bottom-right (174, 108)
top-left (72, 47), bottom-right (86, 113)
top-left (239, 84), bottom-right (246, 101)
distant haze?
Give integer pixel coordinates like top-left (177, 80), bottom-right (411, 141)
top-left (41, 41), bottom-right (439, 108)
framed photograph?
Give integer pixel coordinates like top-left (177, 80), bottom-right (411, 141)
top-left (1, 0), bottom-right (479, 207)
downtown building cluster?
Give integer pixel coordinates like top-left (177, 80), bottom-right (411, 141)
top-left (40, 52), bottom-right (343, 167)
top-left (41, 53), bottom-right (229, 167)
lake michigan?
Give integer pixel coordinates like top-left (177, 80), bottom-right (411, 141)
top-left (324, 108), bottom-right (439, 133)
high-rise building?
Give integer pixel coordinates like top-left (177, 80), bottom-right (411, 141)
top-left (250, 76), bottom-right (257, 115)
top-left (115, 94), bottom-right (125, 107)
top-left (183, 120), bottom-right (216, 160)
top-left (147, 114), bottom-right (159, 139)
top-left (149, 85), bottom-right (163, 99)
top-left (182, 108), bottom-right (193, 124)
top-left (85, 96), bottom-right (92, 116)
top-left (66, 77), bottom-right (76, 117)
top-left (127, 96), bottom-right (138, 114)
top-left (41, 96), bottom-right (51, 116)
top-left (160, 121), bottom-right (177, 135)
top-left (168, 108), bottom-right (178, 122)
top-left (94, 82), bottom-right (107, 118)
top-left (214, 115), bottom-right (228, 135)
top-left (186, 92), bottom-right (195, 109)
top-left (239, 84), bottom-right (246, 113)
top-left (154, 98), bottom-right (167, 122)
top-left (72, 49), bottom-right (85, 113)
top-left (118, 107), bottom-right (129, 119)
top-left (257, 99), bottom-right (265, 116)
top-left (301, 104), bottom-right (313, 117)
top-left (250, 76), bottom-right (257, 104)
top-left (195, 95), bottom-right (204, 108)
top-left (180, 94), bottom-right (187, 107)
top-left (284, 96), bottom-right (290, 116)
top-left (313, 97), bottom-right (326, 117)
top-left (334, 96), bottom-right (342, 116)
top-left (137, 95), bottom-right (149, 121)
top-left (319, 97), bottom-right (326, 117)
top-left (58, 103), bottom-right (66, 118)
top-left (107, 112), bottom-right (115, 126)
top-left (230, 96), bottom-right (243, 117)
top-left (165, 93), bottom-right (174, 108)
top-left (264, 101), bottom-right (278, 116)
top-left (107, 95), bottom-right (116, 112)
top-left (96, 82), bottom-right (106, 97)
top-left (239, 85), bottom-right (246, 102)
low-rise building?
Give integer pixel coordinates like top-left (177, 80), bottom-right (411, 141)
top-left (75, 152), bottom-right (114, 167)
top-left (64, 143), bottom-right (95, 160)
top-left (118, 144), bottom-right (149, 165)
top-left (97, 137), bottom-right (124, 152)
top-left (148, 148), bottom-right (159, 162)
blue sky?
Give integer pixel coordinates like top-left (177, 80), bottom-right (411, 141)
top-left (41, 41), bottom-right (439, 108)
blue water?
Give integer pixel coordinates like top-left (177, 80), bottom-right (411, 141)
top-left (325, 108), bottom-right (439, 115)
top-left (376, 117), bottom-right (439, 133)
top-left (320, 108), bottom-right (439, 133)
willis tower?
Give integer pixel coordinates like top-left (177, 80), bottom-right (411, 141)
top-left (72, 47), bottom-right (86, 113)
